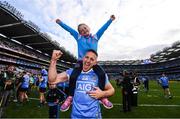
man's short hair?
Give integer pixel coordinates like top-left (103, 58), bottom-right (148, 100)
top-left (86, 49), bottom-right (98, 57)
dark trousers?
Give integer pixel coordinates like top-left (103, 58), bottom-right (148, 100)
top-left (122, 92), bottom-right (131, 112)
top-left (57, 87), bottom-right (69, 96)
top-left (69, 61), bottom-right (106, 96)
top-left (132, 92), bottom-right (138, 106)
top-left (0, 90), bottom-right (12, 117)
top-left (144, 81), bottom-right (149, 91)
top-left (49, 104), bottom-right (60, 118)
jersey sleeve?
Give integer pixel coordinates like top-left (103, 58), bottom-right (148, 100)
top-left (105, 74), bottom-right (110, 85)
top-left (65, 68), bottom-right (73, 80)
top-left (57, 21), bottom-right (79, 40)
top-left (95, 19), bottom-right (112, 40)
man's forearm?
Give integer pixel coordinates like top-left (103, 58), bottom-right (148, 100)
top-left (102, 83), bottom-right (115, 98)
top-left (48, 60), bottom-right (58, 84)
top-left (102, 87), bottom-right (115, 98)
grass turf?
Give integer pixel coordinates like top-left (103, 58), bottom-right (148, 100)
top-left (5, 80), bottom-right (180, 118)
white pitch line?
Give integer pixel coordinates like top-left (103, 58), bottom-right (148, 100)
top-left (113, 103), bottom-right (180, 107)
top-left (139, 104), bottom-right (180, 107)
top-left (29, 98), bottom-right (180, 107)
top-left (29, 97), bottom-right (39, 101)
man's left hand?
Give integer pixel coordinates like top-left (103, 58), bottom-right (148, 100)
top-left (86, 87), bottom-right (104, 99)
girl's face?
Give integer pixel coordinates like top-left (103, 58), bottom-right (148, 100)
top-left (78, 24), bottom-right (90, 36)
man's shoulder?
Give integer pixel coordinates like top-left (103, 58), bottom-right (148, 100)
top-left (66, 68), bottom-right (74, 75)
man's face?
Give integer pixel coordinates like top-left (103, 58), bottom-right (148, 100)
top-left (82, 51), bottom-right (97, 72)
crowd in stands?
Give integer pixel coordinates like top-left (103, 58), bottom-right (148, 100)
top-left (0, 36), bottom-right (50, 61)
top-left (102, 57), bottom-right (180, 81)
top-left (0, 36), bottom-right (72, 71)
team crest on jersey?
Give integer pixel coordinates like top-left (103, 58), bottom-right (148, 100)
top-left (81, 75), bottom-right (89, 80)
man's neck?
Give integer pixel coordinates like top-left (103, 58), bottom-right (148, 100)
top-left (82, 68), bottom-right (93, 73)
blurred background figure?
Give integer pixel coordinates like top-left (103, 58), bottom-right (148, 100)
top-left (121, 70), bottom-right (133, 112)
top-left (142, 76), bottom-right (149, 93)
top-left (131, 72), bottom-right (140, 107)
top-left (18, 71), bottom-right (30, 105)
top-left (38, 67), bottom-right (48, 107)
top-left (159, 73), bottom-right (172, 99)
top-left (0, 65), bottom-right (16, 117)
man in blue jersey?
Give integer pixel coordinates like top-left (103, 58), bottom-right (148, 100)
top-left (48, 49), bottom-right (115, 118)
top-left (18, 71), bottom-right (30, 104)
top-left (142, 76), bottom-right (149, 93)
top-left (38, 67), bottom-right (48, 107)
top-left (159, 73), bottom-right (172, 99)
top-left (56, 15), bottom-right (115, 111)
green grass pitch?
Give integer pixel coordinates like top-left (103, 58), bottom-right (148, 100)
top-left (5, 80), bottom-right (180, 118)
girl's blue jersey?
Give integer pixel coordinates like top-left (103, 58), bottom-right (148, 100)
top-left (57, 19), bottom-right (112, 60)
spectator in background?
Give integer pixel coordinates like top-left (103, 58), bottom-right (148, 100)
top-left (0, 69), bottom-right (5, 117)
top-left (0, 69), bottom-right (4, 95)
top-left (38, 67), bottom-right (48, 107)
top-left (131, 72), bottom-right (140, 107)
top-left (159, 73), bottom-right (172, 99)
top-left (142, 76), bottom-right (149, 93)
top-left (0, 65), bottom-right (16, 117)
top-left (18, 71), bottom-right (30, 105)
top-left (46, 84), bottom-right (66, 118)
top-left (57, 81), bottom-right (69, 96)
top-left (14, 72), bottom-right (23, 103)
top-left (121, 70), bottom-right (133, 112)
top-left (29, 73), bottom-right (34, 92)
top-left (131, 72), bottom-right (140, 90)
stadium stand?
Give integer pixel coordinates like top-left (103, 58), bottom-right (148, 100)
top-left (0, 1), bottom-right (77, 72)
top-left (98, 42), bottom-right (180, 81)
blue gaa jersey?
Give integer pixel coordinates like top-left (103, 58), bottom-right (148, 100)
top-left (39, 69), bottom-right (48, 88)
top-left (57, 19), bottom-right (112, 60)
top-left (66, 68), bottom-right (109, 118)
top-left (41, 69), bottom-right (48, 76)
top-left (21, 74), bottom-right (30, 89)
top-left (160, 76), bottom-right (169, 86)
top-left (39, 76), bottom-right (48, 88)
